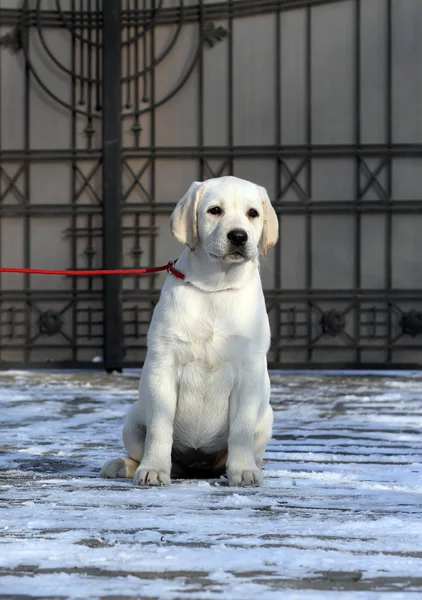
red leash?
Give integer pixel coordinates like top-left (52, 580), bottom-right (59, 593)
top-left (0, 260), bottom-right (185, 280)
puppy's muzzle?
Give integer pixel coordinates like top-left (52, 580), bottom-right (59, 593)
top-left (227, 229), bottom-right (248, 247)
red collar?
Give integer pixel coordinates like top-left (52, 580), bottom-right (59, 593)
top-left (167, 259), bottom-right (185, 280)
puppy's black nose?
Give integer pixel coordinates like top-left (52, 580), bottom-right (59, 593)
top-left (227, 229), bottom-right (248, 247)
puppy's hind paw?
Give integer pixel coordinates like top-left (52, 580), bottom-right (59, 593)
top-left (100, 457), bottom-right (139, 479)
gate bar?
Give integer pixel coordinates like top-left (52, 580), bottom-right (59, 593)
top-left (102, 3), bottom-right (123, 372)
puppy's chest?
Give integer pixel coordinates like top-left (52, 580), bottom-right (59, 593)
top-left (173, 313), bottom-right (249, 367)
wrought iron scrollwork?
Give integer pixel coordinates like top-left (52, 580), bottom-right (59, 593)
top-left (400, 311), bottom-right (422, 337)
top-left (309, 302), bottom-right (354, 346)
top-left (320, 310), bottom-right (346, 337)
top-left (37, 310), bottom-right (63, 336)
top-left (204, 22), bottom-right (228, 47)
top-left (2, 1), bottom-right (228, 145)
top-left (0, 27), bottom-right (22, 52)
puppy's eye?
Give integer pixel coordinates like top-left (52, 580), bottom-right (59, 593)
top-left (248, 208), bottom-right (259, 218)
top-left (208, 206), bottom-right (222, 216)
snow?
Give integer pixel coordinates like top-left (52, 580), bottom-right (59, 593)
top-left (1, 370), bottom-right (422, 599)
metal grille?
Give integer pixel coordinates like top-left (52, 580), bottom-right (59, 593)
top-left (1, 0), bottom-right (422, 370)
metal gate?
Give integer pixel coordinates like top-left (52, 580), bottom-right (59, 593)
top-left (1, 0), bottom-right (422, 370)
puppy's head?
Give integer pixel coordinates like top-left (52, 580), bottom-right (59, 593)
top-left (170, 176), bottom-right (278, 262)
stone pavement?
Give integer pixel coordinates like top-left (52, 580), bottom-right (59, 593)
top-left (1, 370), bottom-right (422, 599)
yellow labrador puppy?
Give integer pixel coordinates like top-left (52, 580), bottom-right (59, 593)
top-left (100, 176), bottom-right (278, 486)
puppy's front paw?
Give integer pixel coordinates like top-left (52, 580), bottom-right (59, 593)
top-left (227, 467), bottom-right (263, 487)
top-left (133, 466), bottom-right (170, 486)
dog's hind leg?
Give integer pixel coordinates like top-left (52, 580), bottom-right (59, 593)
top-left (254, 404), bottom-right (273, 468)
top-left (100, 456), bottom-right (139, 479)
top-left (100, 406), bottom-right (146, 479)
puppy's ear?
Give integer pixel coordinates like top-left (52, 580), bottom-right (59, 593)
top-left (170, 181), bottom-right (204, 250)
top-left (259, 186), bottom-right (279, 257)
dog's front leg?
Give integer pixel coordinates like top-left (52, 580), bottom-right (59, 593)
top-left (133, 366), bottom-right (176, 486)
top-left (226, 363), bottom-right (269, 487)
